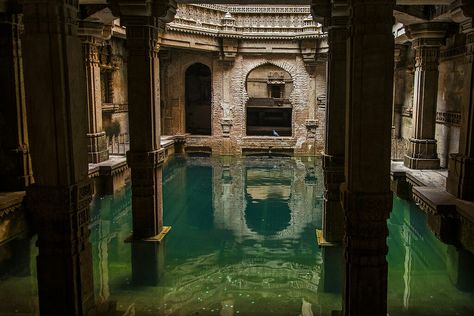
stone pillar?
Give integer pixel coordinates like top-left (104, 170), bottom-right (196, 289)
top-left (21, 0), bottom-right (95, 314)
top-left (404, 23), bottom-right (449, 170)
top-left (0, 8), bottom-right (33, 190)
top-left (322, 5), bottom-right (348, 244)
top-left (393, 44), bottom-right (408, 139)
top-left (341, 0), bottom-right (395, 315)
top-left (79, 21), bottom-right (109, 164)
top-left (447, 8), bottom-right (474, 201)
top-left (110, 1), bottom-right (176, 239)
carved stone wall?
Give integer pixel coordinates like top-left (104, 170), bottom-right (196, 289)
top-left (161, 49), bottom-right (326, 155)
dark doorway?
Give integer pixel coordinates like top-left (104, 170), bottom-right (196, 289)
top-left (185, 63), bottom-right (212, 135)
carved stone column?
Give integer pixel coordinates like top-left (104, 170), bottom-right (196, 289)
top-left (447, 7), bottom-right (474, 201)
top-left (404, 23), bottom-right (449, 170)
top-left (341, 0), bottom-right (395, 315)
top-left (110, 0), bottom-right (176, 239)
top-left (22, 0), bottom-right (94, 314)
top-left (79, 21), bottom-right (109, 163)
top-left (0, 7), bottom-right (33, 190)
top-left (322, 3), bottom-right (348, 244)
top-left (393, 44), bottom-right (408, 139)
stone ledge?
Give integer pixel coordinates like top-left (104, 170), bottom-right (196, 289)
top-left (412, 186), bottom-right (474, 253)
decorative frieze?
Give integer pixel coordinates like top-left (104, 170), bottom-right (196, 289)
top-left (169, 4), bottom-right (324, 40)
top-left (436, 111), bottom-right (462, 126)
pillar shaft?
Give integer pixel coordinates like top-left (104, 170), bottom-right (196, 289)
top-left (124, 17), bottom-right (165, 239)
top-left (342, 0), bottom-right (395, 315)
top-left (81, 31), bottom-right (109, 163)
top-left (404, 23), bottom-right (448, 169)
top-left (447, 26), bottom-right (474, 201)
top-left (0, 11), bottom-right (33, 190)
top-left (22, 0), bottom-right (94, 315)
top-left (323, 12), bottom-right (348, 243)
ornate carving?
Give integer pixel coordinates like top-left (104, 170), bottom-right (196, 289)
top-left (168, 4), bottom-right (325, 40)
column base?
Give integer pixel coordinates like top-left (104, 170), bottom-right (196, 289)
top-left (125, 226), bottom-right (171, 243)
top-left (316, 229), bottom-right (339, 247)
top-left (404, 138), bottom-right (440, 169)
top-left (446, 154), bottom-right (474, 202)
top-left (87, 132), bottom-right (109, 164)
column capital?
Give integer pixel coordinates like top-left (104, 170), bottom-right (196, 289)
top-left (78, 20), bottom-right (111, 43)
top-left (110, 0), bottom-right (176, 27)
top-left (407, 22), bottom-right (450, 46)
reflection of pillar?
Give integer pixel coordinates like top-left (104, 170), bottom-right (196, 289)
top-left (320, 246), bottom-right (343, 294)
top-left (401, 201), bottom-right (412, 310)
top-left (132, 242), bottom-right (165, 286)
top-left (0, 10), bottom-right (33, 190)
top-left (341, 0), bottom-right (395, 315)
top-left (79, 21), bottom-right (109, 163)
top-left (98, 221), bottom-right (111, 303)
top-left (322, 5), bottom-right (348, 244)
top-left (446, 245), bottom-right (474, 291)
top-left (404, 23), bottom-right (448, 170)
top-left (111, 1), bottom-right (176, 239)
top-left (22, 0), bottom-right (95, 314)
top-left (447, 8), bottom-right (474, 201)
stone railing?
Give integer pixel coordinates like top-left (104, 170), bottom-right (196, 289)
top-left (436, 111), bottom-right (461, 126)
top-left (107, 133), bottom-right (129, 155)
top-left (168, 4), bottom-right (324, 39)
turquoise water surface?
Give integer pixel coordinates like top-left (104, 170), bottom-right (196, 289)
top-left (0, 156), bottom-right (473, 315)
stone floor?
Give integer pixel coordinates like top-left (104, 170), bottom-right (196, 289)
top-left (391, 161), bottom-right (447, 188)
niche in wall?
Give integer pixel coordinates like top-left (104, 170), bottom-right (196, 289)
top-left (246, 64), bottom-right (293, 136)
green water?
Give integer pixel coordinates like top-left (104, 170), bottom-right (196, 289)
top-left (0, 156), bottom-right (473, 315)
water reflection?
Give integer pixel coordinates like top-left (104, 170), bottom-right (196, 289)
top-left (2, 156), bottom-right (474, 315)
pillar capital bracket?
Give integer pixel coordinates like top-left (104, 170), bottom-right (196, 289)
top-left (450, 0), bottom-right (474, 34)
top-left (78, 20), bottom-right (111, 42)
top-left (406, 22), bottom-right (450, 46)
top-left (109, 0), bottom-right (176, 27)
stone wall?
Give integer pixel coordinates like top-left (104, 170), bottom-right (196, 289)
top-left (161, 49), bottom-right (326, 156)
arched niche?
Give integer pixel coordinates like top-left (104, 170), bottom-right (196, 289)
top-left (245, 64), bottom-right (293, 136)
top-left (185, 63), bottom-right (212, 135)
